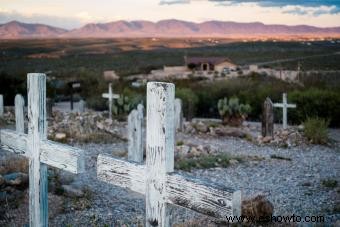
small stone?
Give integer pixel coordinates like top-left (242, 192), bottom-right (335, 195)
top-left (298, 124), bottom-right (304, 131)
top-left (105, 118), bottom-right (113, 126)
top-left (195, 122), bottom-right (208, 133)
top-left (302, 182), bottom-right (312, 187)
top-left (189, 147), bottom-right (200, 157)
top-left (114, 150), bottom-right (128, 157)
top-left (262, 136), bottom-right (272, 143)
top-left (96, 122), bottom-right (104, 130)
top-left (335, 220), bottom-right (340, 227)
top-left (55, 132), bottom-right (67, 140)
top-left (178, 145), bottom-right (190, 156)
top-left (61, 185), bottom-right (84, 198)
top-left (4, 172), bottom-right (29, 187)
top-left (229, 159), bottom-right (239, 165)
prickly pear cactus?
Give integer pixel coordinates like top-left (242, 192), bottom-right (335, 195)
top-left (112, 95), bottom-right (132, 116)
top-left (217, 97), bottom-right (251, 126)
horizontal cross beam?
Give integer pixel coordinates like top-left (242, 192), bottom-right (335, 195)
top-left (0, 129), bottom-right (85, 174)
top-left (97, 154), bottom-right (241, 219)
top-left (273, 103), bottom-right (296, 108)
top-left (102, 93), bottom-right (120, 99)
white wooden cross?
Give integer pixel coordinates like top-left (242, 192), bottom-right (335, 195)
top-left (98, 82), bottom-right (241, 227)
top-left (273, 93), bottom-right (296, 129)
top-left (15, 94), bottom-right (25, 133)
top-left (127, 104), bottom-right (144, 163)
top-left (174, 98), bottom-right (183, 132)
top-left (102, 83), bottom-right (120, 120)
top-left (0, 74), bottom-right (85, 227)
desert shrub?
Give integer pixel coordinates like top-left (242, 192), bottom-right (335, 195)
top-left (86, 96), bottom-right (107, 111)
top-left (289, 88), bottom-right (340, 127)
top-left (176, 87), bottom-right (199, 120)
top-left (304, 117), bottom-right (329, 144)
top-left (321, 179), bottom-right (338, 188)
top-left (217, 97), bottom-right (251, 126)
top-left (175, 154), bottom-right (235, 171)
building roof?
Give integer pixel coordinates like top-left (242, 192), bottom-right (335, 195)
top-left (103, 70), bottom-right (119, 81)
top-left (185, 56), bottom-right (234, 65)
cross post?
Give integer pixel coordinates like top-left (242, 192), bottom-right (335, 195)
top-left (0, 73), bottom-right (85, 227)
top-left (15, 94), bottom-right (25, 133)
top-left (102, 83), bottom-right (120, 120)
top-left (273, 93), bottom-right (296, 129)
top-left (97, 82), bottom-right (241, 227)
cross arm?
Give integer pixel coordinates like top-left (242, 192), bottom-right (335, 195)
top-left (273, 103), bottom-right (284, 108)
top-left (0, 129), bottom-right (85, 174)
top-left (286, 104), bottom-right (296, 108)
top-left (102, 94), bottom-right (120, 99)
top-left (97, 154), bottom-right (241, 219)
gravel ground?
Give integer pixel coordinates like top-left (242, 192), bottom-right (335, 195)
top-left (1, 123), bottom-right (339, 226)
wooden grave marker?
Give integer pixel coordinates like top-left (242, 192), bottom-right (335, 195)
top-left (15, 94), bottom-right (25, 133)
top-left (128, 104), bottom-right (144, 163)
top-left (0, 73), bottom-right (85, 227)
top-left (262, 97), bottom-right (274, 138)
top-left (174, 98), bottom-right (183, 132)
top-left (98, 82), bottom-right (241, 227)
top-left (102, 83), bottom-right (120, 120)
top-left (273, 93), bottom-right (296, 129)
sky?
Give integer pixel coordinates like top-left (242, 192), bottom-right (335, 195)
top-left (0, 0), bottom-right (340, 29)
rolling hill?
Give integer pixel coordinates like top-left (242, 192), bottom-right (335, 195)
top-left (1, 19), bottom-right (340, 39)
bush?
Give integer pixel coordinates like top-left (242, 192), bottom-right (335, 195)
top-left (289, 88), bottom-right (340, 127)
top-left (304, 117), bottom-right (329, 144)
top-left (217, 97), bottom-right (251, 126)
top-left (176, 88), bottom-right (199, 120)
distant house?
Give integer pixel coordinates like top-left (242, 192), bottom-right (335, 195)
top-left (185, 56), bottom-right (237, 73)
top-left (103, 70), bottom-right (119, 82)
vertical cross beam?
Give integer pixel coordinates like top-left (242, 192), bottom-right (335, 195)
top-left (15, 94), bottom-right (25, 133)
top-left (128, 109), bottom-right (143, 163)
top-left (137, 104), bottom-right (144, 158)
top-left (0, 94), bottom-right (3, 117)
top-left (146, 82), bottom-right (175, 227)
top-left (174, 98), bottom-right (183, 132)
top-left (27, 73), bottom-right (48, 227)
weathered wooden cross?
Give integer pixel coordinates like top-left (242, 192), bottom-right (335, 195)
top-left (127, 104), bottom-right (144, 163)
top-left (102, 83), bottom-right (120, 120)
top-left (15, 94), bottom-right (25, 133)
top-left (98, 82), bottom-right (241, 227)
top-left (0, 74), bottom-right (85, 227)
top-left (273, 93), bottom-right (296, 130)
top-left (174, 98), bottom-right (183, 132)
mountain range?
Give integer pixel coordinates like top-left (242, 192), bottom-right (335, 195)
top-left (1, 20), bottom-right (340, 39)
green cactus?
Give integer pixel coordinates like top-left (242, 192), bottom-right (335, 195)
top-left (112, 95), bottom-right (132, 116)
top-left (217, 97), bottom-right (251, 126)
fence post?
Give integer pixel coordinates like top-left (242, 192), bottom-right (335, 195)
top-left (15, 94), bottom-right (25, 133)
top-left (27, 73), bottom-right (48, 227)
top-left (146, 82), bottom-right (175, 227)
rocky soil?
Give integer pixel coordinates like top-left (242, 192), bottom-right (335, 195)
top-left (0, 111), bottom-right (339, 226)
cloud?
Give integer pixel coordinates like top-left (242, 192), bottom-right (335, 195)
top-left (160, 0), bottom-right (190, 5)
top-left (161, 0), bottom-right (340, 14)
top-left (0, 10), bottom-right (83, 29)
